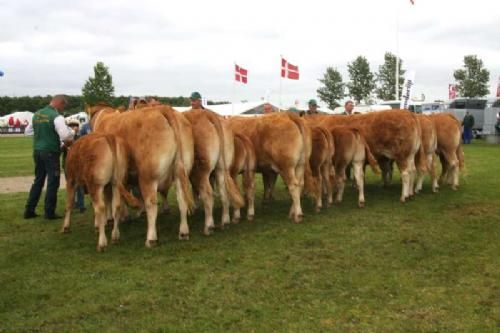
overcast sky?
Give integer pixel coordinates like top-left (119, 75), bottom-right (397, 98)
top-left (1, 0), bottom-right (500, 108)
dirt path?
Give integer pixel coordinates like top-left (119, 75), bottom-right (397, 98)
top-left (0, 175), bottom-right (66, 194)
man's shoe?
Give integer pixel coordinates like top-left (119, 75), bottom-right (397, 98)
top-left (24, 211), bottom-right (39, 219)
top-left (45, 214), bottom-right (63, 220)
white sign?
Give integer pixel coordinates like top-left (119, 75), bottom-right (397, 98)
top-left (400, 70), bottom-right (416, 110)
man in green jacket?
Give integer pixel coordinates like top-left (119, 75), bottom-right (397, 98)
top-left (24, 95), bottom-right (75, 219)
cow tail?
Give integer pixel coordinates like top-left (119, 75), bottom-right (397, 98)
top-left (286, 113), bottom-right (320, 199)
top-left (159, 106), bottom-right (195, 213)
top-left (103, 135), bottom-right (143, 209)
top-left (204, 111), bottom-right (245, 209)
top-left (353, 129), bottom-right (380, 174)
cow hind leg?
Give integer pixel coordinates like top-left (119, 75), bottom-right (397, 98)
top-left (335, 165), bottom-right (347, 204)
top-left (353, 161), bottom-right (365, 208)
top-left (92, 187), bottom-right (108, 252)
top-left (321, 164), bottom-right (333, 208)
top-left (262, 171), bottom-right (278, 203)
top-left (396, 159), bottom-right (410, 202)
top-left (175, 177), bottom-right (190, 240)
top-left (245, 170), bottom-right (256, 222)
top-left (62, 181), bottom-right (76, 234)
top-left (139, 180), bottom-right (159, 248)
top-left (281, 167), bottom-right (302, 223)
top-left (199, 174), bottom-right (215, 236)
top-left (111, 185), bottom-right (121, 243)
top-left (215, 169), bottom-right (231, 228)
top-left (313, 166), bottom-right (323, 212)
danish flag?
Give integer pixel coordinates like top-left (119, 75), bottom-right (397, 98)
top-left (235, 64), bottom-right (248, 84)
top-left (281, 57), bottom-right (299, 80)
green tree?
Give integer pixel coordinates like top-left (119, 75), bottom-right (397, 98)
top-left (376, 52), bottom-right (405, 100)
top-left (317, 67), bottom-right (345, 109)
top-left (453, 55), bottom-right (490, 98)
top-left (82, 62), bottom-right (115, 106)
top-left (347, 56), bottom-right (376, 104)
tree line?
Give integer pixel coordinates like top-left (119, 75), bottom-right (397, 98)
top-left (317, 53), bottom-right (491, 109)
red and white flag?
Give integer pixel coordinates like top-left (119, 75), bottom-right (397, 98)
top-left (281, 57), bottom-right (299, 80)
top-left (448, 84), bottom-right (457, 100)
top-left (235, 64), bottom-right (248, 84)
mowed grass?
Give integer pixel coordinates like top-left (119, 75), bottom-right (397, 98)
top-left (0, 136), bottom-right (33, 177)
top-left (0, 138), bottom-right (499, 332)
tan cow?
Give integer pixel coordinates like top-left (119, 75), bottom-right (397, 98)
top-left (228, 112), bottom-right (318, 223)
top-left (310, 110), bottom-right (423, 202)
top-left (181, 109), bottom-right (245, 235)
top-left (61, 133), bottom-right (141, 251)
top-left (330, 126), bottom-right (380, 207)
top-left (88, 104), bottom-right (194, 247)
top-left (303, 120), bottom-right (335, 212)
top-left (415, 115), bottom-right (438, 193)
top-left (429, 112), bottom-right (465, 190)
top-left (230, 133), bottom-right (257, 223)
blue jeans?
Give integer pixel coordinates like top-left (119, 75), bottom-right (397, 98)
top-left (74, 186), bottom-right (85, 209)
top-left (25, 150), bottom-right (61, 216)
top-left (463, 127), bottom-right (473, 144)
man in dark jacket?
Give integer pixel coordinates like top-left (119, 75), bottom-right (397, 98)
top-left (462, 111), bottom-right (475, 144)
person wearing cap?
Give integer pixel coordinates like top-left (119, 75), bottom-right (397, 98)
top-left (307, 99), bottom-right (320, 115)
top-left (24, 95), bottom-right (75, 220)
top-left (342, 100), bottom-right (354, 115)
top-left (190, 91), bottom-right (205, 110)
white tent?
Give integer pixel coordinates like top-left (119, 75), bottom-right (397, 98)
top-left (65, 112), bottom-right (89, 124)
top-left (0, 111), bottom-right (33, 127)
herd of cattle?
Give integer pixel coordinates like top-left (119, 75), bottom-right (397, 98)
top-left (61, 105), bottom-right (464, 251)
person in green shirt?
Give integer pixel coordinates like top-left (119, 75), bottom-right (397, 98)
top-left (24, 95), bottom-right (75, 220)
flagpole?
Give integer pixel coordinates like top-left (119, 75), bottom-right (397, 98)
top-left (395, 0), bottom-right (400, 101)
top-left (279, 55), bottom-right (283, 111)
top-left (232, 62), bottom-right (235, 116)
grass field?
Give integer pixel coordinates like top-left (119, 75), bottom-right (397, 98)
top-left (0, 136), bottom-right (33, 177)
top-left (0, 137), bottom-right (499, 332)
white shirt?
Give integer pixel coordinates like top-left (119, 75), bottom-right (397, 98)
top-left (25, 114), bottom-right (75, 142)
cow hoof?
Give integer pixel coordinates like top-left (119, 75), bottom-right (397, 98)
top-left (400, 198), bottom-right (406, 203)
top-left (145, 239), bottom-right (158, 248)
top-left (293, 215), bottom-right (303, 224)
top-left (315, 206), bottom-right (321, 213)
top-left (111, 237), bottom-right (120, 244)
top-left (358, 201), bottom-right (365, 208)
top-left (204, 226), bottom-right (215, 236)
top-left (247, 215), bottom-right (254, 222)
top-left (61, 227), bottom-right (70, 234)
top-left (179, 233), bottom-right (190, 241)
top-left (451, 186), bottom-right (458, 191)
top-left (97, 245), bottom-right (107, 252)
top-left (232, 217), bottom-right (240, 224)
